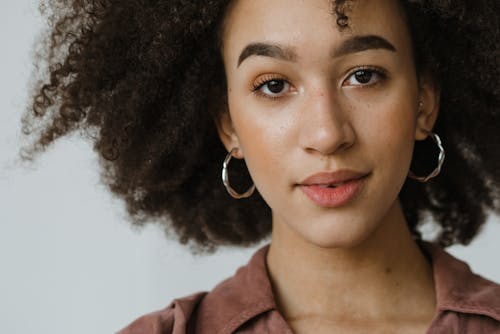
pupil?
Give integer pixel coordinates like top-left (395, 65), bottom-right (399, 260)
top-left (267, 80), bottom-right (284, 93)
top-left (355, 70), bottom-right (372, 84)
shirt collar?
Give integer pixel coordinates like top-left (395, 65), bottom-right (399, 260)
top-left (195, 242), bottom-right (500, 333)
top-left (195, 244), bottom-right (276, 334)
top-left (421, 242), bottom-right (500, 322)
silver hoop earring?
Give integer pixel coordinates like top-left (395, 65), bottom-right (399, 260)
top-left (222, 148), bottom-right (255, 199)
top-left (408, 130), bottom-right (445, 183)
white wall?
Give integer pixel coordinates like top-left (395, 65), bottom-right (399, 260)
top-left (1, 1), bottom-right (499, 333)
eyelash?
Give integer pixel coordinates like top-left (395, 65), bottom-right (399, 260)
top-left (343, 66), bottom-right (388, 87)
top-left (251, 74), bottom-right (290, 100)
top-left (251, 66), bottom-right (388, 100)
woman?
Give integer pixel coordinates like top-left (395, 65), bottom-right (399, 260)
top-left (23, 0), bottom-right (500, 332)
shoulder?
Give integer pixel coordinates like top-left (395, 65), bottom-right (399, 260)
top-left (115, 291), bottom-right (207, 334)
top-left (423, 243), bottom-right (500, 331)
top-left (116, 244), bottom-right (275, 334)
top-left (441, 268), bottom-right (500, 332)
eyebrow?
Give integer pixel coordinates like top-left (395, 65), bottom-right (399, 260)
top-left (237, 35), bottom-right (397, 68)
top-left (332, 35), bottom-right (397, 58)
top-left (237, 43), bottom-right (298, 67)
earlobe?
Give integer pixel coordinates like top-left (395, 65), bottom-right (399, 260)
top-left (215, 112), bottom-right (243, 158)
top-left (415, 74), bottom-right (440, 141)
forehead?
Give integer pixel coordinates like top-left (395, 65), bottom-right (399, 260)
top-left (221, 0), bottom-right (411, 63)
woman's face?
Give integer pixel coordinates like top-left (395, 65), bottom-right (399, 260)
top-left (219, 0), bottom-right (437, 248)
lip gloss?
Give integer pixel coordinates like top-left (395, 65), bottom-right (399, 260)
top-left (299, 176), bottom-right (366, 208)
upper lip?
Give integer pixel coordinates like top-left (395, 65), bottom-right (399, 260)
top-left (299, 170), bottom-right (369, 186)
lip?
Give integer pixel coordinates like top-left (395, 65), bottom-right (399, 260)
top-left (299, 170), bottom-right (369, 186)
top-left (298, 170), bottom-right (369, 208)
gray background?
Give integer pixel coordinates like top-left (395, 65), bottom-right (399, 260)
top-left (1, 1), bottom-right (499, 333)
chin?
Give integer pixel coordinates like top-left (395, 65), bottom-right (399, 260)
top-left (299, 221), bottom-right (378, 250)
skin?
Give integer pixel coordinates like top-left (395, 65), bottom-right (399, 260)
top-left (218, 0), bottom-right (440, 332)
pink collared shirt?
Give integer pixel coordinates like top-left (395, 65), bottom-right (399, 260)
top-left (118, 243), bottom-right (500, 333)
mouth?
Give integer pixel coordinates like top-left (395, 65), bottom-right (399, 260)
top-left (315, 181), bottom-right (353, 188)
top-left (299, 170), bottom-right (370, 187)
top-left (298, 171), bottom-right (370, 208)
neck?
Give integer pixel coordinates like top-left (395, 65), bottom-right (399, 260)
top-left (266, 200), bottom-right (436, 323)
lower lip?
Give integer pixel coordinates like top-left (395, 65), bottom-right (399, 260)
top-left (299, 176), bottom-right (367, 208)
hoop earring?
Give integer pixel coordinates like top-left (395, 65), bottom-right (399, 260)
top-left (222, 148), bottom-right (255, 199)
top-left (408, 130), bottom-right (445, 183)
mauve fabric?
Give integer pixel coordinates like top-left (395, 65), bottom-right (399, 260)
top-left (117, 243), bottom-right (500, 333)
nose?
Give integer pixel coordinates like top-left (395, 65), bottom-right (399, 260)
top-left (298, 88), bottom-right (355, 156)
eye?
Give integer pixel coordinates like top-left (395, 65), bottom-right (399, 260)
top-left (252, 76), bottom-right (292, 99)
top-left (343, 67), bottom-right (387, 87)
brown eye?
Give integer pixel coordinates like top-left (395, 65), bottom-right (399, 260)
top-left (266, 80), bottom-right (286, 94)
top-left (343, 67), bottom-right (386, 87)
top-left (253, 78), bottom-right (291, 99)
top-left (353, 70), bottom-right (373, 84)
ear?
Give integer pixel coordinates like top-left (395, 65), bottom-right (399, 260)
top-left (214, 111), bottom-right (244, 158)
top-left (415, 72), bottom-right (440, 141)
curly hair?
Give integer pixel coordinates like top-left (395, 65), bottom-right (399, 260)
top-left (22, 0), bottom-right (500, 252)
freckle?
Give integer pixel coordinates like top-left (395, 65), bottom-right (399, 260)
top-left (385, 267), bottom-right (392, 274)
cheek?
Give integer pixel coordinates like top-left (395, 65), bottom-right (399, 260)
top-left (357, 81), bottom-right (417, 145)
top-left (228, 99), bottom-right (296, 194)
top-left (363, 96), bottom-right (417, 183)
top-left (344, 82), bottom-right (417, 187)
